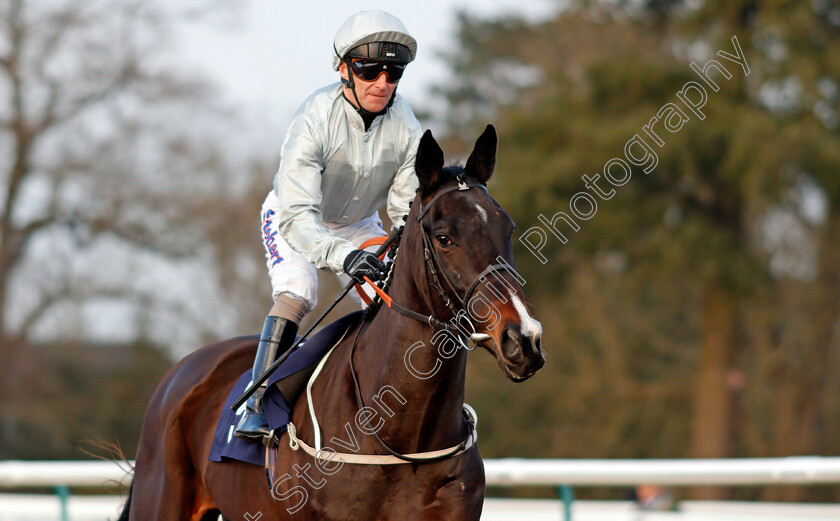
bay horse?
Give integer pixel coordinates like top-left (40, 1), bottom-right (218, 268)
top-left (122, 125), bottom-right (544, 520)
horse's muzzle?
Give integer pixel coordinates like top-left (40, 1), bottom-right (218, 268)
top-left (499, 323), bottom-right (544, 381)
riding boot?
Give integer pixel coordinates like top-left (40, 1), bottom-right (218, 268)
top-left (234, 316), bottom-right (298, 441)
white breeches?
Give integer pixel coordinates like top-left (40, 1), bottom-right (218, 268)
top-left (261, 192), bottom-right (388, 314)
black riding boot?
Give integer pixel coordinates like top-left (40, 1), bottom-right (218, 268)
top-left (234, 316), bottom-right (298, 441)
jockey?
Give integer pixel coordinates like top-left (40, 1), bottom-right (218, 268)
top-left (235, 10), bottom-right (422, 441)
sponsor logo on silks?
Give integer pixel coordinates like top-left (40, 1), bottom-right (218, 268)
top-left (262, 209), bottom-right (284, 267)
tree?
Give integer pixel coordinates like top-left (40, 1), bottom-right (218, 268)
top-left (0, 0), bottom-right (259, 456)
top-left (435, 0), bottom-right (840, 501)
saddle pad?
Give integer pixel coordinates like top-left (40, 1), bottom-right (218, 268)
top-left (208, 311), bottom-right (364, 465)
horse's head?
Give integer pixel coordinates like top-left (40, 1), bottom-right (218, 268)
top-left (407, 125), bottom-right (544, 382)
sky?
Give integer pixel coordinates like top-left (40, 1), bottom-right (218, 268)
top-left (176, 0), bottom-right (558, 134)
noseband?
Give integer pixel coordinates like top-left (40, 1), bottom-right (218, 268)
top-left (362, 176), bottom-right (515, 337)
top-left (337, 175), bottom-right (514, 464)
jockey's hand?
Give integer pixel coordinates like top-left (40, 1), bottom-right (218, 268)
top-left (343, 250), bottom-right (387, 283)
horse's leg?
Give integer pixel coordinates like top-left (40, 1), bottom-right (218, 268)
top-left (414, 478), bottom-right (484, 521)
top-left (130, 409), bottom-right (222, 520)
top-left (204, 459), bottom-right (288, 521)
top-left (192, 488), bottom-right (221, 521)
top-left (130, 418), bottom-right (198, 520)
top-left (409, 453), bottom-right (485, 521)
top-left (129, 344), bottom-right (240, 520)
top-left (130, 468), bottom-right (215, 521)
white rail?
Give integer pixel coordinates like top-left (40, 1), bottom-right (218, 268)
top-left (2, 457), bottom-right (840, 488)
top-left (0, 461), bottom-right (131, 488)
top-left (483, 457), bottom-right (840, 486)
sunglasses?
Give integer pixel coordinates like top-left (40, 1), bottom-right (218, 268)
top-left (350, 59), bottom-right (406, 83)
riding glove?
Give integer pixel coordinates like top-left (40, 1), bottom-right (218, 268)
top-left (343, 250), bottom-right (387, 282)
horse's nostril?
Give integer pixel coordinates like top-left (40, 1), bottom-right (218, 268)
top-left (517, 330), bottom-right (543, 366)
top-left (502, 327), bottom-right (522, 358)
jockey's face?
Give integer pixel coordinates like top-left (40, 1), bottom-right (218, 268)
top-left (339, 61), bottom-right (398, 113)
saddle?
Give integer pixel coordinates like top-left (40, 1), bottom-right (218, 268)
top-left (264, 310), bottom-right (364, 412)
top-left (209, 310), bottom-right (364, 465)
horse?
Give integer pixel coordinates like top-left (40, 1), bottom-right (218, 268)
top-left (121, 125), bottom-right (544, 521)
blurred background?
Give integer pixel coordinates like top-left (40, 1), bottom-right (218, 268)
top-left (1, 0), bottom-right (839, 511)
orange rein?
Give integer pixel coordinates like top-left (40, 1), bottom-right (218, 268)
top-left (354, 236), bottom-right (393, 308)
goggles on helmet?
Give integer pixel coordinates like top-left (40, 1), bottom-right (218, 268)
top-left (350, 59), bottom-right (406, 83)
top-left (345, 41), bottom-right (412, 63)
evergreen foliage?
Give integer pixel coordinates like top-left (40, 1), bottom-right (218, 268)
top-left (437, 0), bottom-right (840, 501)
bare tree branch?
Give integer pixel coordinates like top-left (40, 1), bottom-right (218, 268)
top-left (0, 0), bottom-right (248, 354)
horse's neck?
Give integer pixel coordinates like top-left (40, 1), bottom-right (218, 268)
top-left (362, 310), bottom-right (468, 440)
top-left (342, 316), bottom-right (466, 455)
top-left (350, 233), bottom-right (469, 451)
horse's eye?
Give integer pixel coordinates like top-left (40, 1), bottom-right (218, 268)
top-left (436, 234), bottom-right (452, 247)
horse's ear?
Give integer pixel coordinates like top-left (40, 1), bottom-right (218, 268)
top-left (415, 129), bottom-right (444, 195)
top-left (465, 124), bottom-right (497, 184)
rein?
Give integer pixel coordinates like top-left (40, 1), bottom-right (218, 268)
top-left (364, 178), bottom-right (513, 338)
top-left (284, 316), bottom-right (478, 465)
top-left (287, 177), bottom-right (508, 465)
top-left (344, 178), bottom-right (493, 462)
top-left (347, 318), bottom-right (475, 463)
top-left (231, 234), bottom-right (398, 412)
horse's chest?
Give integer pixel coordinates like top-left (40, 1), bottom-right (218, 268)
top-left (302, 457), bottom-right (484, 520)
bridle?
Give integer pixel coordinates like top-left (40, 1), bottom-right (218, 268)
top-left (286, 174), bottom-right (518, 465)
top-left (347, 174), bottom-right (513, 462)
top-left (367, 174), bottom-right (516, 338)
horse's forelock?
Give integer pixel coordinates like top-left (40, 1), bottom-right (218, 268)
top-left (439, 163), bottom-right (486, 186)
top-left (420, 163), bottom-right (463, 197)
top-left (440, 164), bottom-right (463, 180)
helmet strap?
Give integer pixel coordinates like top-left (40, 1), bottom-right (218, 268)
top-left (341, 57), bottom-right (355, 90)
top-left (342, 58), bottom-right (393, 124)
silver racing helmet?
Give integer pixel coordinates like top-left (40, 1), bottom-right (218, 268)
top-left (332, 10), bottom-right (417, 115)
top-left (332, 10), bottom-right (417, 71)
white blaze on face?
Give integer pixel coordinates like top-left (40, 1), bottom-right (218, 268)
top-left (475, 203), bottom-right (488, 224)
top-left (510, 292), bottom-right (542, 340)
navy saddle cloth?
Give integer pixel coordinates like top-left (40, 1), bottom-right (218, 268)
top-left (209, 311), bottom-right (363, 465)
